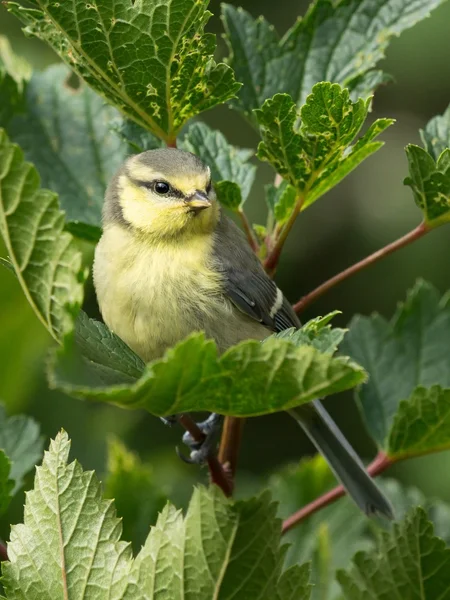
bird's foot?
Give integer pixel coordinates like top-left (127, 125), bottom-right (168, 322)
top-left (178, 413), bottom-right (224, 465)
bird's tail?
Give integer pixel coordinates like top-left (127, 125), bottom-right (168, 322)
top-left (288, 400), bottom-right (394, 519)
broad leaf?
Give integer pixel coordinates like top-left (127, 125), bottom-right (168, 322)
top-left (0, 131), bottom-right (85, 341)
top-left (6, 65), bottom-right (128, 241)
top-left (0, 36), bottom-right (30, 125)
top-left (337, 508), bottom-right (450, 600)
top-left (256, 85), bottom-right (393, 209)
top-left (222, 0), bottom-right (445, 121)
top-left (342, 281), bottom-right (450, 451)
top-left (421, 103), bottom-right (450, 161)
top-left (0, 405), bottom-right (42, 494)
top-left (3, 431), bottom-right (312, 599)
top-left (48, 313), bottom-right (366, 417)
top-left (105, 437), bottom-right (167, 553)
top-left (181, 122), bottom-right (256, 209)
top-left (9, 0), bottom-right (241, 143)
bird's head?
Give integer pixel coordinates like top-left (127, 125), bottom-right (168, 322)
top-left (104, 148), bottom-right (219, 239)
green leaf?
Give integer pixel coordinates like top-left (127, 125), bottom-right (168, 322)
top-left (404, 144), bottom-right (450, 227)
top-left (180, 122), bottom-right (256, 209)
top-left (275, 311), bottom-right (346, 354)
top-left (420, 103), bottom-right (450, 161)
top-left (0, 405), bottom-right (42, 494)
top-left (222, 0), bottom-right (445, 121)
top-left (255, 85), bottom-right (393, 209)
top-left (0, 450), bottom-right (13, 516)
top-left (105, 436), bottom-right (167, 553)
top-left (388, 385), bottom-right (450, 459)
top-left (110, 118), bottom-right (163, 154)
top-left (49, 314), bottom-right (366, 417)
top-left (5, 65), bottom-right (128, 241)
top-left (265, 181), bottom-right (297, 226)
top-left (337, 508), bottom-right (450, 600)
top-left (9, 0), bottom-right (241, 143)
top-left (3, 431), bottom-right (312, 599)
top-left (0, 130), bottom-right (85, 340)
top-left (0, 36), bottom-right (31, 125)
top-left (341, 280), bottom-right (450, 450)
top-left (270, 456), bottom-right (371, 600)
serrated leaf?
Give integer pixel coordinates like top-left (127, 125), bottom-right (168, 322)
top-left (222, 0), bottom-right (445, 121)
top-left (3, 432), bottom-right (312, 599)
top-left (0, 130), bottom-right (85, 340)
top-left (5, 64), bottom-right (128, 240)
top-left (0, 405), bottom-right (42, 494)
top-left (404, 143), bottom-right (450, 227)
top-left (388, 385), bottom-right (450, 459)
top-left (275, 311), bottom-right (346, 354)
top-left (337, 508), bottom-right (450, 600)
top-left (180, 121), bottom-right (256, 208)
top-left (420, 103), bottom-right (450, 161)
top-left (0, 36), bottom-right (30, 125)
top-left (48, 314), bottom-right (366, 417)
top-left (9, 0), bottom-right (241, 143)
top-left (255, 85), bottom-right (393, 209)
top-left (341, 280), bottom-right (450, 449)
top-left (105, 437), bottom-right (167, 553)
top-left (2, 431), bottom-right (132, 599)
top-left (0, 450), bottom-right (13, 516)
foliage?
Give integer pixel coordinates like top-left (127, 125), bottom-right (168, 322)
top-left (0, 0), bottom-right (450, 597)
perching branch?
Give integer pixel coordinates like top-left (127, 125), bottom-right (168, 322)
top-left (281, 451), bottom-right (393, 534)
top-left (177, 414), bottom-right (233, 497)
top-left (218, 417), bottom-right (245, 479)
top-left (293, 221), bottom-right (430, 313)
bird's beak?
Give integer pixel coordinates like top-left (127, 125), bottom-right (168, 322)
top-left (186, 190), bottom-right (211, 213)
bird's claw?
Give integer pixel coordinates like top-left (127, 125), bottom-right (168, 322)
top-left (180, 413), bottom-right (224, 465)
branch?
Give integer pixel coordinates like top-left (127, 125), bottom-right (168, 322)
top-left (281, 451), bottom-right (393, 535)
top-left (238, 210), bottom-right (260, 254)
top-left (293, 221), bottom-right (430, 313)
top-left (264, 195), bottom-right (304, 275)
top-left (218, 417), bottom-right (245, 479)
top-left (177, 414), bottom-right (233, 497)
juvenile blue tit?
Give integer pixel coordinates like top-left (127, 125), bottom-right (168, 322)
top-left (93, 148), bottom-right (393, 519)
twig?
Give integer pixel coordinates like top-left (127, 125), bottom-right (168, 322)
top-left (167, 137), bottom-right (177, 148)
top-left (218, 417), bottom-right (245, 479)
top-left (264, 195), bottom-right (304, 275)
top-left (177, 414), bottom-right (233, 497)
top-left (0, 540), bottom-right (8, 562)
top-left (239, 210), bottom-right (260, 253)
top-left (293, 221), bottom-right (430, 313)
top-left (281, 451), bottom-right (393, 534)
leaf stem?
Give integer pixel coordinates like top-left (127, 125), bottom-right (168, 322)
top-left (264, 195), bottom-right (304, 276)
top-left (177, 414), bottom-right (233, 497)
top-left (238, 210), bottom-right (259, 253)
top-left (281, 451), bottom-right (393, 534)
top-left (293, 221), bottom-right (430, 313)
top-left (0, 540), bottom-right (7, 562)
top-left (218, 417), bottom-right (245, 480)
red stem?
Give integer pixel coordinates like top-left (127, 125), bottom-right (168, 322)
top-left (281, 451), bottom-right (393, 534)
top-left (293, 221), bottom-right (430, 313)
top-left (238, 210), bottom-right (259, 254)
top-left (0, 540), bottom-right (8, 562)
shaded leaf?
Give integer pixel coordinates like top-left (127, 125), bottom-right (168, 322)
top-left (181, 122), bottom-right (256, 208)
top-left (222, 0), bottom-right (444, 120)
top-left (105, 437), bottom-right (167, 553)
top-left (0, 130), bottom-right (85, 340)
top-left (3, 431), bottom-right (312, 599)
top-left (6, 65), bottom-right (128, 240)
top-left (110, 118), bottom-right (163, 154)
top-left (420, 102), bottom-right (450, 161)
top-left (337, 508), bottom-right (450, 600)
top-left (265, 181), bottom-right (297, 226)
top-left (342, 281), bottom-right (450, 449)
top-left (0, 36), bottom-right (30, 125)
top-left (0, 405), bottom-right (42, 494)
top-left (48, 315), bottom-right (366, 417)
top-left (9, 0), bottom-right (241, 142)
top-left (0, 450), bottom-right (13, 516)
top-left (255, 85), bottom-right (393, 208)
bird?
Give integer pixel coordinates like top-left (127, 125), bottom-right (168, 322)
top-left (93, 148), bottom-right (393, 519)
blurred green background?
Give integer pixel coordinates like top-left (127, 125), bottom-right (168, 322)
top-left (1, 0), bottom-right (450, 520)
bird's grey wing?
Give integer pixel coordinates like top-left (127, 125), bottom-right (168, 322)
top-left (212, 213), bottom-right (300, 333)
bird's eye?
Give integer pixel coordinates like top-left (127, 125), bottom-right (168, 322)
top-left (154, 181), bottom-right (170, 195)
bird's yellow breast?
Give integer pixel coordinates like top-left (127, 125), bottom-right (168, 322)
top-left (93, 224), bottom-right (226, 362)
